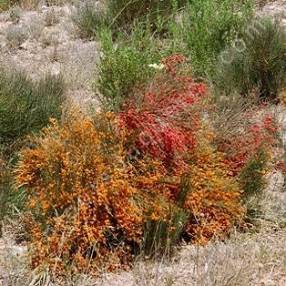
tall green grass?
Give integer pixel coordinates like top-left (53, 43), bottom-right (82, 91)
top-left (0, 70), bottom-right (64, 145)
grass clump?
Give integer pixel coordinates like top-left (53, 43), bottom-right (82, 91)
top-left (143, 206), bottom-right (188, 258)
top-left (106, 0), bottom-right (186, 32)
top-left (0, 70), bottom-right (64, 145)
top-left (73, 1), bottom-right (107, 39)
top-left (240, 147), bottom-right (269, 199)
top-left (215, 18), bottom-right (286, 100)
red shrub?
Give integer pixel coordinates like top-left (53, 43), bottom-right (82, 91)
top-left (119, 55), bottom-right (207, 169)
top-left (218, 112), bottom-right (278, 176)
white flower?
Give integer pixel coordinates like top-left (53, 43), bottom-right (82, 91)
top-left (148, 63), bottom-right (165, 70)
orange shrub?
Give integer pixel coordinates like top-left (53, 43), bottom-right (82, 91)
top-left (16, 112), bottom-right (145, 273)
top-left (184, 134), bottom-right (245, 244)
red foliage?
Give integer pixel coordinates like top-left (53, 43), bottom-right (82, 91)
top-left (219, 113), bottom-right (278, 176)
top-left (119, 55), bottom-right (207, 168)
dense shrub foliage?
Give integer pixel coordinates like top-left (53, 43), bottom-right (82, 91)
top-left (119, 54), bottom-right (205, 168)
top-left (97, 26), bottom-right (167, 110)
top-left (17, 113), bottom-right (145, 272)
top-left (15, 55), bottom-right (278, 274)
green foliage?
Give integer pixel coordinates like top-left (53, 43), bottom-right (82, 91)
top-left (0, 70), bottom-right (64, 144)
top-left (0, 154), bottom-right (26, 236)
top-left (240, 147), bottom-right (268, 199)
top-left (95, 0), bottom-right (255, 109)
top-left (0, 157), bottom-right (11, 232)
top-left (0, 0), bottom-right (11, 10)
top-left (96, 25), bottom-right (167, 110)
top-left (215, 18), bottom-right (286, 99)
top-left (143, 175), bottom-right (191, 257)
top-left (107, 0), bottom-right (186, 32)
top-left (143, 205), bottom-right (188, 257)
top-left (169, 0), bottom-right (254, 76)
top-left (73, 0), bottom-right (187, 38)
top-left (238, 147), bottom-right (269, 223)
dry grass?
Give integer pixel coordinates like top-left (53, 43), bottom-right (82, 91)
top-left (2, 227), bottom-right (285, 285)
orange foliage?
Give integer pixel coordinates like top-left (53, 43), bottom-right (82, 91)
top-left (184, 134), bottom-right (244, 244)
top-left (16, 112), bottom-right (144, 272)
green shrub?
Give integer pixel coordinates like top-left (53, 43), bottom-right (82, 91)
top-left (107, 0), bottom-right (186, 32)
top-left (240, 147), bottom-right (268, 199)
top-left (73, 0), bottom-right (187, 38)
top-left (215, 18), bottom-right (286, 99)
top-left (0, 70), bottom-right (64, 144)
top-left (143, 206), bottom-right (188, 257)
top-left (95, 0), bottom-right (254, 108)
top-left (169, 0), bottom-right (254, 76)
top-left (239, 147), bottom-right (269, 222)
top-left (96, 25), bottom-right (168, 110)
top-left (143, 175), bottom-right (190, 257)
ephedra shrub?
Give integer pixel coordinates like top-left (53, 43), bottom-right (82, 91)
top-left (15, 54), bottom-right (277, 275)
top-left (0, 70), bottom-right (64, 145)
top-left (16, 112), bottom-right (145, 273)
top-left (119, 55), bottom-right (245, 244)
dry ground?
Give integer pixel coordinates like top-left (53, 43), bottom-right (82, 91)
top-left (0, 1), bottom-right (99, 109)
